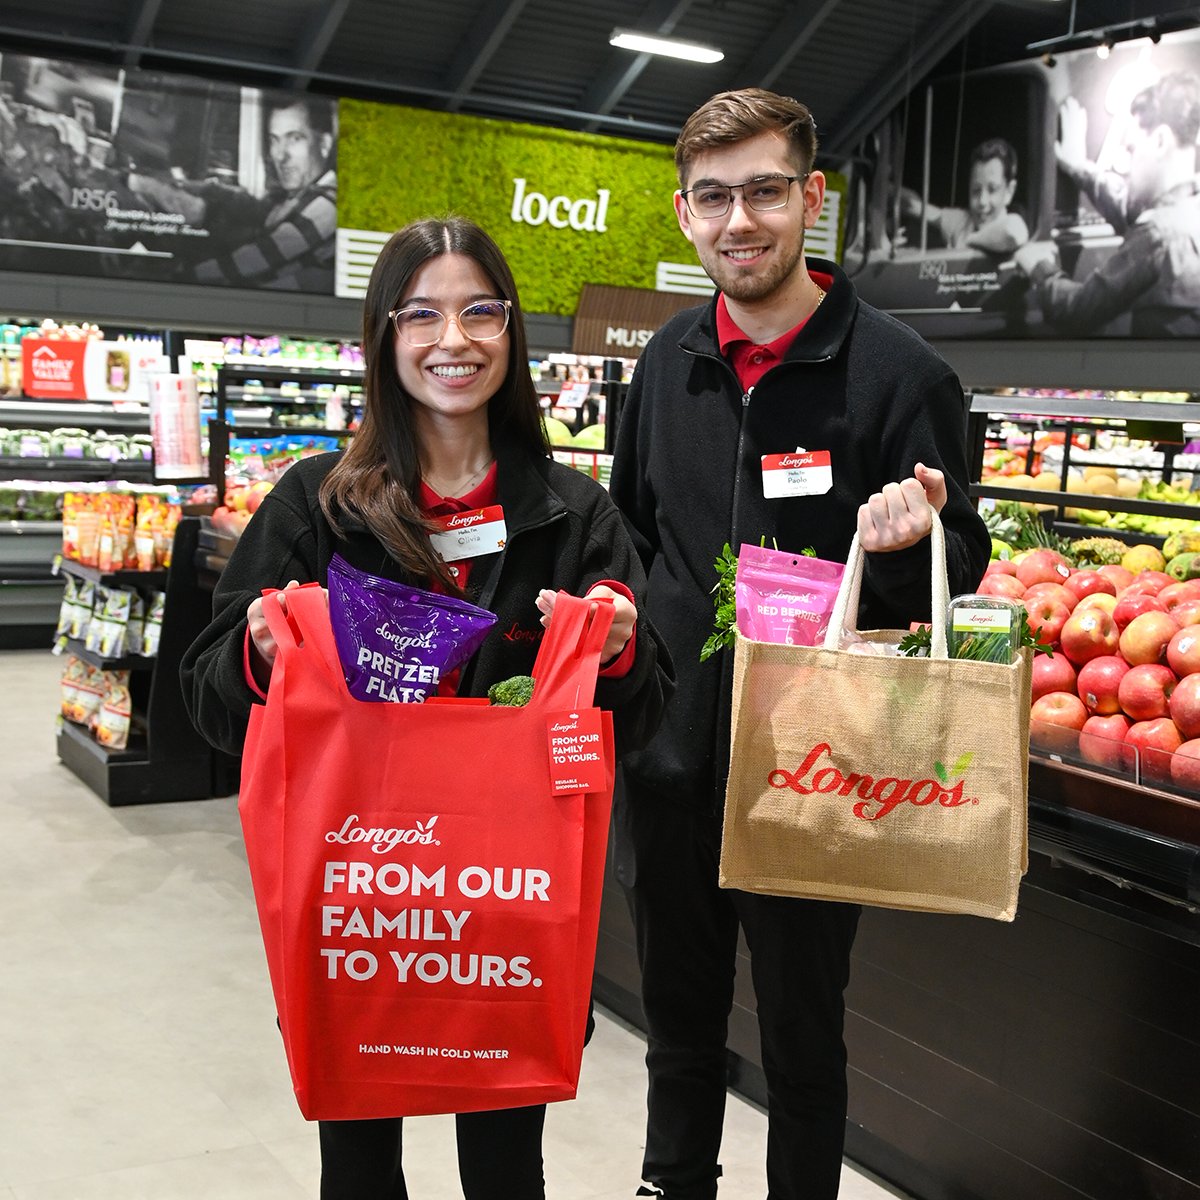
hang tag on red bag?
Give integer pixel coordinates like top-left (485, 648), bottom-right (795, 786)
top-left (546, 709), bottom-right (607, 794)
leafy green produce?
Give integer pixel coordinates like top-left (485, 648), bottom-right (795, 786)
top-left (487, 675), bottom-right (535, 706)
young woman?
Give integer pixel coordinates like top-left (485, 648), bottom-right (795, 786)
top-left (182, 216), bottom-right (672, 1199)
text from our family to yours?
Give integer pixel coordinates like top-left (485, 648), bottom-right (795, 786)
top-left (319, 850), bottom-right (554, 989)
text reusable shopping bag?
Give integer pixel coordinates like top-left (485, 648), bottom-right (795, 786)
top-left (720, 510), bottom-right (1031, 921)
top-left (239, 585), bottom-right (615, 1120)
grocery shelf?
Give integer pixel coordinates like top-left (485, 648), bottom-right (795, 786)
top-left (58, 558), bottom-right (166, 589)
top-left (0, 456), bottom-right (154, 481)
top-left (61, 635), bottom-right (156, 672)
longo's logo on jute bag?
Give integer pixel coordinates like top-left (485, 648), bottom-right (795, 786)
top-left (767, 742), bottom-right (978, 821)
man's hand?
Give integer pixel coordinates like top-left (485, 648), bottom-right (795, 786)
top-left (856, 463), bottom-right (945, 553)
top-left (535, 585), bottom-right (636, 663)
top-left (1056, 96), bottom-right (1089, 174)
top-left (1013, 239), bottom-right (1059, 278)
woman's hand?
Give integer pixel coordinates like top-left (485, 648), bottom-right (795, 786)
top-left (246, 580), bottom-right (318, 687)
top-left (856, 462), bottom-right (945, 553)
top-left (535, 585), bottom-right (636, 663)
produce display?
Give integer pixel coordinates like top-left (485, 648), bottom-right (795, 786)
top-left (981, 503), bottom-right (1200, 790)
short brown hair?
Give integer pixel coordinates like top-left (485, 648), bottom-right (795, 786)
top-left (674, 88), bottom-right (818, 186)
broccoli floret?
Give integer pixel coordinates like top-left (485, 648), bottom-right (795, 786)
top-left (487, 675), bottom-right (535, 706)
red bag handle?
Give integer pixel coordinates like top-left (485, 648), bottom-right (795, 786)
top-left (261, 583), bottom-right (614, 710)
top-left (529, 591), bottom-right (615, 712)
top-left (258, 584), bottom-right (346, 687)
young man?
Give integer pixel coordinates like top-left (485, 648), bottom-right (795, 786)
top-left (1014, 73), bottom-right (1200, 335)
top-left (608, 88), bottom-right (989, 1200)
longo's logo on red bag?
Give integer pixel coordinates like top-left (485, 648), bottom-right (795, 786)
top-left (767, 742), bottom-right (979, 821)
top-left (326, 814), bottom-right (441, 852)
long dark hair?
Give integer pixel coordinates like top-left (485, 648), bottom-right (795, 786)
top-left (319, 216), bottom-right (548, 588)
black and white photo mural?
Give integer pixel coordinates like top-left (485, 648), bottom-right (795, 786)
top-left (0, 52), bottom-right (337, 294)
top-left (846, 26), bottom-right (1200, 339)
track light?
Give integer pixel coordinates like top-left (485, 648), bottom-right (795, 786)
top-left (609, 29), bottom-right (725, 63)
top-left (1027, 7), bottom-right (1199, 56)
top-left (1096, 37), bottom-right (1112, 59)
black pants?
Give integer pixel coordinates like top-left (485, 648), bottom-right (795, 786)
top-left (317, 1103), bottom-right (547, 1199)
top-left (615, 783), bottom-right (861, 1200)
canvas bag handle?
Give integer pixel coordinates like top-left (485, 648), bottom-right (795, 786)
top-left (823, 505), bottom-right (950, 658)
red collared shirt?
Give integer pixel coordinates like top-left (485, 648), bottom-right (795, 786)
top-left (716, 270), bottom-right (834, 392)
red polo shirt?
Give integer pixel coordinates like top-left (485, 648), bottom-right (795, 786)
top-left (716, 270), bottom-right (834, 392)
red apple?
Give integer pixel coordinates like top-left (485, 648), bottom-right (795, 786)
top-left (1022, 598), bottom-right (1072, 649)
top-left (1022, 581), bottom-right (1077, 613)
top-left (1157, 580), bottom-right (1200, 612)
top-left (983, 559), bottom-right (1019, 578)
top-left (1117, 662), bottom-right (1178, 721)
top-left (977, 573), bottom-right (1027, 601)
top-left (1168, 672), bottom-right (1200, 739)
top-left (1031, 652), bottom-right (1078, 702)
top-left (1170, 738), bottom-right (1200, 791)
top-left (1125, 717), bottom-right (1183, 783)
top-left (1112, 589), bottom-right (1168, 631)
top-left (1119, 610), bottom-right (1180, 666)
top-left (1074, 592), bottom-right (1118, 616)
top-left (1079, 713), bottom-right (1132, 771)
top-left (1062, 570), bottom-right (1117, 604)
top-left (1030, 691), bottom-right (1088, 754)
top-left (1059, 607), bottom-right (1120, 666)
top-left (1015, 548), bottom-right (1073, 590)
top-left (1167, 626), bottom-right (1200, 678)
top-left (1127, 570), bottom-right (1174, 596)
top-left (1097, 564), bottom-right (1136, 591)
top-left (1170, 599), bottom-right (1200, 628)
top-left (1075, 655), bottom-right (1130, 715)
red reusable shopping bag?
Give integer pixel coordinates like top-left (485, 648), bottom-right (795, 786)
top-left (238, 585), bottom-right (615, 1121)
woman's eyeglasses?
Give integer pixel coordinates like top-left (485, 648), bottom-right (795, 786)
top-left (388, 300), bottom-right (513, 346)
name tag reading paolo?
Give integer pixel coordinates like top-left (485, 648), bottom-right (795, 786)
top-left (429, 505), bottom-right (508, 562)
top-left (761, 451), bottom-right (833, 498)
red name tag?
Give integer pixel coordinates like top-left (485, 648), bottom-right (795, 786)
top-left (761, 450), bottom-right (833, 498)
top-left (546, 708), bottom-right (606, 795)
top-left (428, 505), bottom-right (507, 562)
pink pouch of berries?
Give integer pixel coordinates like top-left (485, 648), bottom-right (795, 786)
top-left (734, 543), bottom-right (845, 647)
top-left (326, 554), bottom-right (497, 702)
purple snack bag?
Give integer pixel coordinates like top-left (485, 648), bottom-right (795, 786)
top-left (326, 554), bottom-right (497, 702)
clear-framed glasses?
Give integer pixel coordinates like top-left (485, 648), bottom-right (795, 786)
top-left (680, 173), bottom-right (808, 220)
top-left (387, 299), bottom-right (512, 346)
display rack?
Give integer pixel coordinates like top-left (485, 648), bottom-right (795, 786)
top-left (0, 396), bottom-right (156, 646)
top-left (968, 392), bottom-right (1200, 546)
top-left (54, 516), bottom-right (235, 805)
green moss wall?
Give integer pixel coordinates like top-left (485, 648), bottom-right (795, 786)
top-left (339, 100), bottom-right (694, 316)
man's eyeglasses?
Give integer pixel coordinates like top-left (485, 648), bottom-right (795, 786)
top-left (680, 173), bottom-right (808, 220)
top-left (388, 300), bottom-right (512, 347)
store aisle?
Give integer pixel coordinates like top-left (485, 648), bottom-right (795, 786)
top-left (0, 649), bottom-right (910, 1200)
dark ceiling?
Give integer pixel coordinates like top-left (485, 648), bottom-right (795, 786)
top-left (0, 0), bottom-right (1190, 159)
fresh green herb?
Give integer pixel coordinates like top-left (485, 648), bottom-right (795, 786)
top-left (899, 621), bottom-right (1048, 661)
top-left (700, 543), bottom-right (738, 662)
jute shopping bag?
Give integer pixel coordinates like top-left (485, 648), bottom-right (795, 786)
top-left (240, 586), bottom-right (615, 1119)
top-left (720, 510), bottom-right (1031, 921)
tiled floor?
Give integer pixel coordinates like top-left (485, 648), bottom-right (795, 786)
top-left (0, 648), bottom-right (911, 1199)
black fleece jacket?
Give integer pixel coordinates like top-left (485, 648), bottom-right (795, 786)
top-left (181, 445), bottom-right (673, 758)
top-left (609, 257), bottom-right (990, 807)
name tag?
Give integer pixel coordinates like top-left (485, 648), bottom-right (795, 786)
top-left (761, 450), bottom-right (833, 498)
top-left (429, 505), bottom-right (507, 562)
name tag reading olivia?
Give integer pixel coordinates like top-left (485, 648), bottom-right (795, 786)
top-left (761, 451), bottom-right (833, 499)
top-left (429, 505), bottom-right (508, 562)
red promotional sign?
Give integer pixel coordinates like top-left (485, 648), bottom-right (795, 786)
top-left (22, 339), bottom-right (87, 398)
